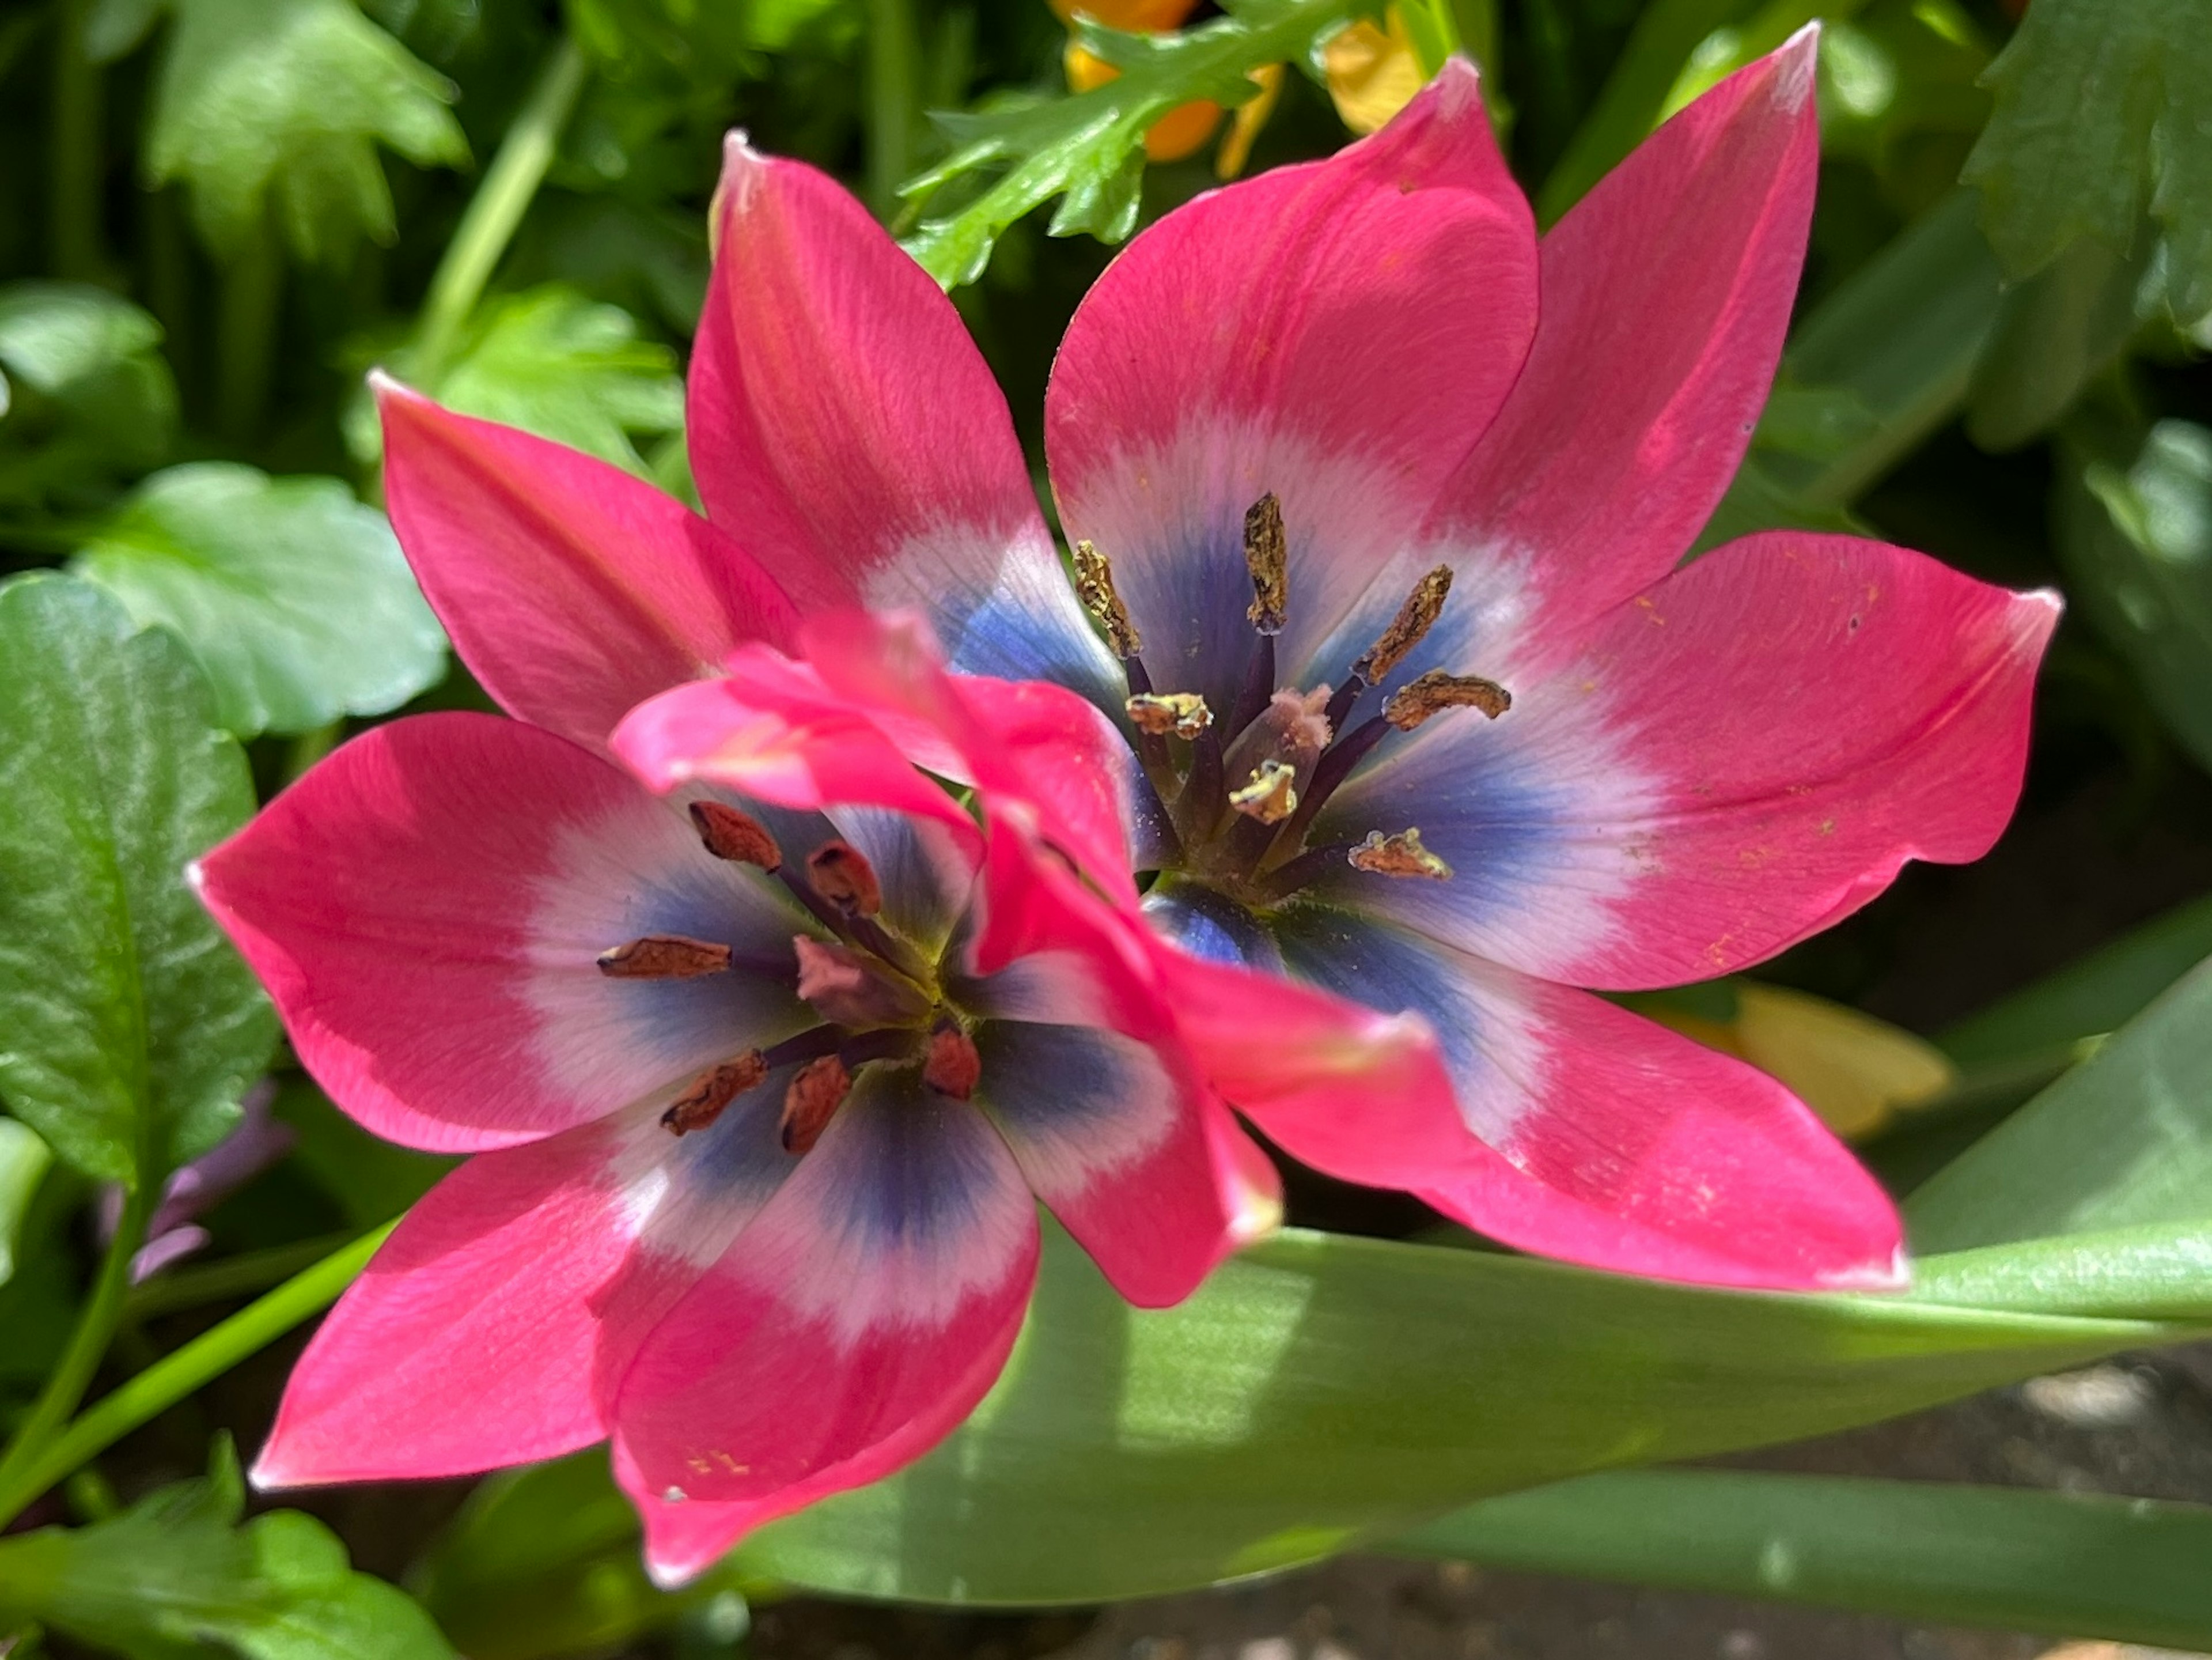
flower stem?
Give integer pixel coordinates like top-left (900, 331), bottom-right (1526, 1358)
top-left (864, 0), bottom-right (920, 218)
top-left (121, 1230), bottom-right (359, 1321)
top-left (411, 32), bottom-right (589, 385)
top-left (48, 0), bottom-right (104, 279)
top-left (0, 1178), bottom-right (151, 1515)
top-left (215, 222), bottom-right (283, 445)
top-left (0, 1224), bottom-right (389, 1530)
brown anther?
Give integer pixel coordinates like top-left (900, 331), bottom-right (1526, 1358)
top-left (781, 1056), bottom-right (853, 1154)
top-left (1229, 758), bottom-right (1299, 825)
top-left (662, 1052), bottom-right (769, 1135)
top-left (597, 935), bottom-right (734, 979)
top-left (923, 1024), bottom-right (983, 1101)
top-left (690, 800), bottom-right (782, 870)
top-left (1243, 493), bottom-right (1287, 635)
top-left (805, 840), bottom-right (882, 917)
top-left (1349, 827), bottom-right (1453, 880)
top-left (1383, 670), bottom-right (1513, 730)
top-left (1354, 566), bottom-right (1454, 682)
top-left (1126, 691), bottom-right (1213, 740)
top-left (1073, 540), bottom-right (1142, 658)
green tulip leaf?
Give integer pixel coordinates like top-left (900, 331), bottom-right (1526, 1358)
top-left (1393, 1469), bottom-right (2212, 1651)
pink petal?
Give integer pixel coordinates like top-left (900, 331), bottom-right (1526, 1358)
top-left (689, 139), bottom-right (1109, 693)
top-left (1313, 535), bottom-right (2060, 989)
top-left (257, 1071), bottom-right (804, 1487)
top-left (1145, 946), bottom-right (1470, 1193)
top-left (609, 1069), bottom-right (1040, 1585)
top-left (193, 713), bottom-right (815, 1152)
top-left (1046, 60), bottom-right (1537, 711)
top-left (960, 961), bottom-right (1277, 1307)
top-left (1197, 912), bottom-right (1903, 1291)
top-left (797, 612), bottom-right (1142, 904)
top-left (611, 643), bottom-right (984, 852)
top-left (377, 377), bottom-right (797, 749)
top-left (1422, 36), bottom-right (1821, 678)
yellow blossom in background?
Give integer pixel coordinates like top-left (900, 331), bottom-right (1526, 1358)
top-left (1321, 8), bottom-right (1427, 134)
top-left (1645, 982), bottom-right (1960, 1143)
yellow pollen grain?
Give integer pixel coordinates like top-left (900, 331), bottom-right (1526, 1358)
top-left (1243, 493), bottom-right (1287, 634)
top-left (1229, 758), bottom-right (1298, 823)
top-left (1126, 691), bottom-right (1213, 739)
top-left (1073, 539), bottom-right (1141, 657)
top-left (1349, 827), bottom-right (1452, 881)
top-left (1383, 670), bottom-right (1513, 731)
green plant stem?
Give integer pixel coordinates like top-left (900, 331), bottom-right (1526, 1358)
top-left (412, 33), bottom-right (589, 385)
top-left (49, 0), bottom-right (103, 279)
top-left (865, 0), bottom-right (920, 218)
top-left (0, 1226), bottom-right (389, 1530)
top-left (0, 1179), bottom-right (153, 1511)
top-left (216, 224), bottom-right (283, 445)
top-left (122, 1230), bottom-right (359, 1321)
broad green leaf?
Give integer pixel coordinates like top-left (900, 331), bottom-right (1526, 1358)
top-left (1908, 1218), bottom-right (2212, 1320)
top-left (1937, 891), bottom-right (2212, 1069)
top-left (0, 283), bottom-right (177, 504)
top-left (1965, 228), bottom-right (2154, 452)
top-left (411, 1224), bottom-right (2185, 1612)
top-left (900, 0), bottom-right (1363, 287)
top-left (0, 285), bottom-right (161, 394)
top-left (1696, 190), bottom-right (2003, 547)
top-left (1907, 956), bottom-right (2212, 1253)
top-left (728, 1224), bottom-right (2190, 1604)
top-left (2053, 414), bottom-right (2212, 774)
top-left (0, 1440), bottom-right (460, 1659)
top-left (0, 1117), bottom-right (51, 1290)
top-left (0, 575), bottom-right (276, 1187)
top-left (436, 287), bottom-right (683, 472)
top-left (1960, 0), bottom-right (2212, 328)
top-left (1391, 1470), bottom-right (2212, 1650)
top-left (146, 0), bottom-right (469, 263)
top-left (70, 463), bottom-right (446, 740)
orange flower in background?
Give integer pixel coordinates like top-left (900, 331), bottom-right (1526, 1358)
top-left (1052, 0), bottom-right (1418, 175)
top-left (1052, 0), bottom-right (1217, 163)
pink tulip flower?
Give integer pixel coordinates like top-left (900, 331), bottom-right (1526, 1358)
top-left (191, 32), bottom-right (2059, 1585)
